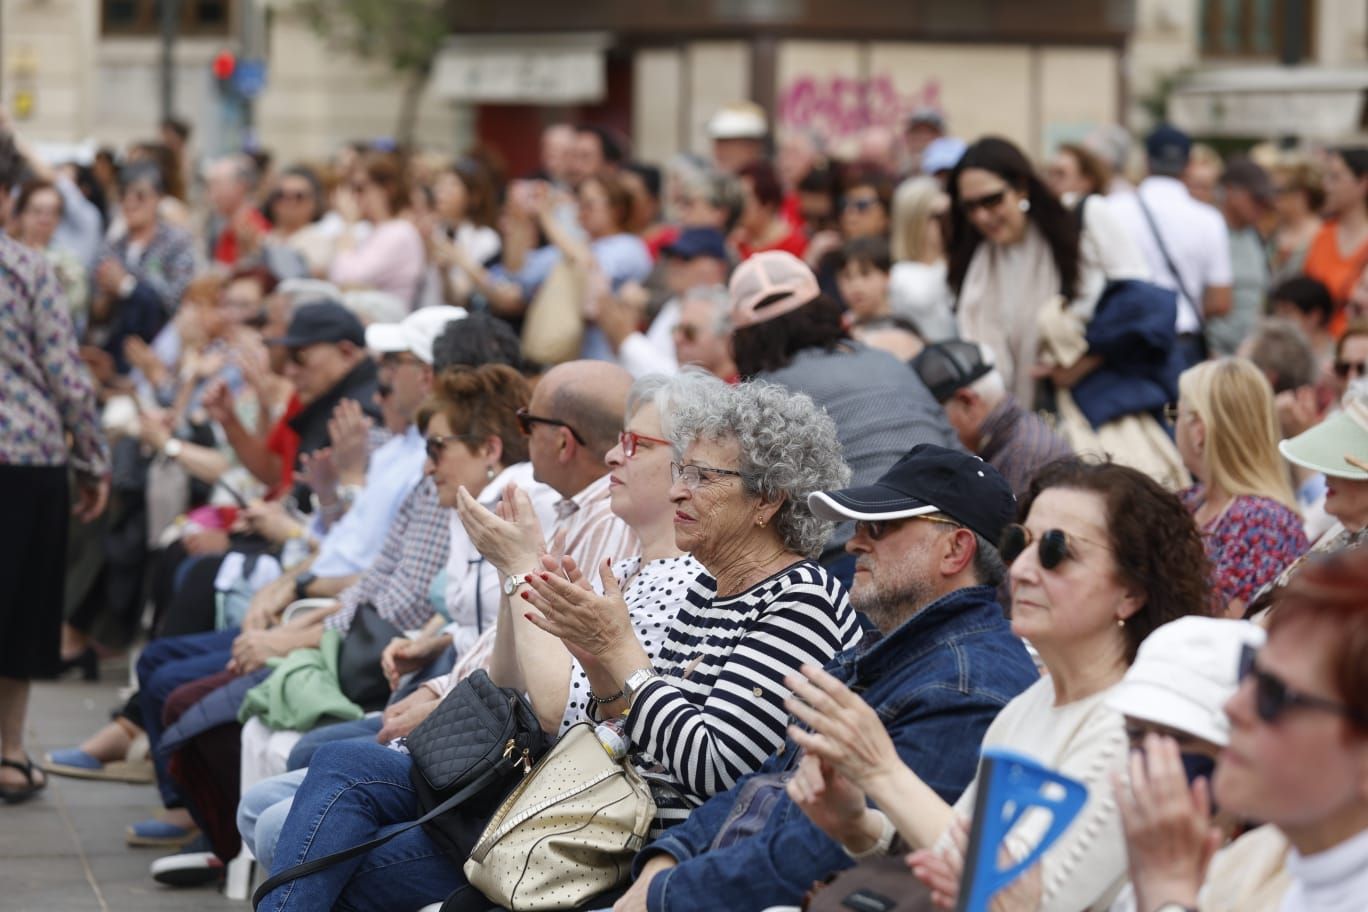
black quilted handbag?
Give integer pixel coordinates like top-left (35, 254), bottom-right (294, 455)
top-left (252, 670), bottom-right (548, 909)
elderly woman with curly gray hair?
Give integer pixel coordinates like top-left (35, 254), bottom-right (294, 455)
top-left (523, 376), bottom-right (863, 834)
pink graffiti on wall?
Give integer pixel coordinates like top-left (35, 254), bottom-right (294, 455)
top-left (778, 74), bottom-right (942, 140)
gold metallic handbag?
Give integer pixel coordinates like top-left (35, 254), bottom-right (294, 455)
top-left (463, 722), bottom-right (656, 911)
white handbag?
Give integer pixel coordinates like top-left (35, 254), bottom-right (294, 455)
top-left (463, 722), bottom-right (656, 911)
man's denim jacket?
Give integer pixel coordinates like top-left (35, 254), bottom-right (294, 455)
top-left (635, 585), bottom-right (1040, 912)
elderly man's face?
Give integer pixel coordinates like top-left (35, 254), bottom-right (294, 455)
top-left (206, 162), bottom-right (247, 215)
top-left (845, 515), bottom-right (954, 632)
top-left (712, 138), bottom-right (764, 175)
top-left (283, 341), bottom-right (353, 404)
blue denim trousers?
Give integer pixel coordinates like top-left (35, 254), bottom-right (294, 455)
top-left (258, 739), bottom-right (468, 912)
top-left (135, 626), bottom-right (240, 807)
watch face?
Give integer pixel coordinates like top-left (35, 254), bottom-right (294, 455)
top-left (503, 575), bottom-right (519, 595)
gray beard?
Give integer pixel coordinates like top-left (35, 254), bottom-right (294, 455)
top-left (851, 575), bottom-right (937, 632)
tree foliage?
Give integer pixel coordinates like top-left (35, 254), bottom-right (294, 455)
top-left (292, 0), bottom-right (449, 144)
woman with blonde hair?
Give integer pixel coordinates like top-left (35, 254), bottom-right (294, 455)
top-left (888, 176), bottom-right (956, 341)
top-left (1175, 357), bottom-right (1309, 616)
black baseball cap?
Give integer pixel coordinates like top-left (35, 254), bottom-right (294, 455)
top-left (265, 300), bottom-right (366, 348)
top-left (911, 341), bottom-right (994, 403)
top-left (807, 444), bottom-right (1016, 544)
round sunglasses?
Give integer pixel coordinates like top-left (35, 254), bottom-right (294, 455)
top-left (999, 523), bottom-right (1111, 570)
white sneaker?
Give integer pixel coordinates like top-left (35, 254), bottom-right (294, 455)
top-left (150, 850), bottom-right (224, 887)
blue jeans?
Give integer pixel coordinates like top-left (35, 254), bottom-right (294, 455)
top-left (287, 716), bottom-right (384, 771)
top-left (239, 768), bottom-right (307, 869)
top-left (136, 626), bottom-right (239, 807)
top-left (259, 740), bottom-right (467, 912)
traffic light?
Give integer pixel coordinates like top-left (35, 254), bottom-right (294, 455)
top-left (212, 50), bottom-right (236, 82)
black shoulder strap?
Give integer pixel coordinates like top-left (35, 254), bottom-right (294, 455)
top-left (251, 760), bottom-right (506, 909)
top-left (1136, 191), bottom-right (1201, 327)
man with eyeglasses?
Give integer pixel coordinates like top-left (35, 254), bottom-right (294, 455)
top-left (612, 445), bottom-right (1036, 912)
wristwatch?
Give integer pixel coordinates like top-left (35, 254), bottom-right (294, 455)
top-left (623, 668), bottom-right (659, 705)
top-left (294, 571), bottom-right (317, 601)
top-left (162, 438), bottom-right (183, 459)
top-left (503, 573), bottom-right (526, 596)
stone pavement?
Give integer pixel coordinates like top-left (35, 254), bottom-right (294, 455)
top-left (0, 660), bottom-right (240, 912)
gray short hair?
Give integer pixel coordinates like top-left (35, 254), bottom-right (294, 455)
top-left (672, 380), bottom-right (851, 557)
top-left (679, 284), bottom-right (732, 334)
top-left (971, 533), bottom-right (1008, 589)
top-left (625, 368), bottom-right (728, 440)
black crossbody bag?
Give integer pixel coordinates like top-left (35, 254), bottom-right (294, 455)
top-left (252, 670), bottom-right (549, 908)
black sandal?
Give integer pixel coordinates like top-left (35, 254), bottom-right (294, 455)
top-left (0, 755), bottom-right (47, 804)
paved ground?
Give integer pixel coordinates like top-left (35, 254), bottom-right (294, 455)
top-left (0, 658), bottom-right (240, 912)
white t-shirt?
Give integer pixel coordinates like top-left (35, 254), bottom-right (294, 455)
top-left (888, 260), bottom-right (957, 342)
top-left (1108, 176), bottom-right (1233, 334)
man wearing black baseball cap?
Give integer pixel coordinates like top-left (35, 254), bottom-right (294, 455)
top-left (265, 299), bottom-right (382, 467)
top-left (619, 445), bottom-right (1036, 910)
top-left (912, 340), bottom-right (1072, 497)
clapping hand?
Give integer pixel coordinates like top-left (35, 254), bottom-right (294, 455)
top-left (786, 752), bottom-right (871, 848)
top-left (520, 557), bottom-right (637, 667)
top-left (327, 399), bottom-right (371, 484)
top-left (784, 664), bottom-right (903, 793)
top-left (907, 815), bottom-right (1044, 912)
top-left (300, 447), bottom-right (339, 503)
top-left (454, 482), bottom-right (546, 577)
top-left (1113, 734), bottom-right (1220, 912)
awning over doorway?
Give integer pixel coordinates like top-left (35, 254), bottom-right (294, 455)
top-left (431, 33), bottom-right (611, 104)
top-left (1168, 66), bottom-right (1368, 139)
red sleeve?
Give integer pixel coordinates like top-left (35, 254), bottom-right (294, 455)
top-left (265, 394), bottom-right (302, 499)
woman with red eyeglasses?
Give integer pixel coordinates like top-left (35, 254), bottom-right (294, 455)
top-left (785, 459), bottom-right (1211, 911)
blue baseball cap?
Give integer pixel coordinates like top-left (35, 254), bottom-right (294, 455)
top-left (266, 300), bottom-right (366, 348)
top-left (663, 227), bottom-right (728, 262)
top-left (1145, 124), bottom-right (1192, 171)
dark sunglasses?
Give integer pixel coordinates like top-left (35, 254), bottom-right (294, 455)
top-left (960, 189), bottom-right (1008, 215)
top-left (1333, 359), bottom-right (1367, 379)
top-left (619, 430), bottom-right (671, 459)
top-left (425, 433), bottom-right (481, 463)
top-left (999, 524), bottom-right (1108, 570)
top-left (287, 345), bottom-right (314, 366)
top-left (841, 196), bottom-right (880, 213)
top-left (1238, 645), bottom-right (1366, 726)
top-left (515, 407), bottom-right (586, 446)
top-left (855, 514), bottom-right (960, 542)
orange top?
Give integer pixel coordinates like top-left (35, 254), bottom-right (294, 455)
top-left (1303, 220), bottom-right (1368, 337)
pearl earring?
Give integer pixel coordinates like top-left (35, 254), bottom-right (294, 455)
top-left (1018, 198), bottom-right (1031, 213)
top-left (486, 466), bottom-right (496, 481)
top-left (1116, 617), bottom-right (1126, 628)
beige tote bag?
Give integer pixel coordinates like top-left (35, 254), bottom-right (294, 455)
top-left (463, 722), bottom-right (656, 911)
top-left (520, 258), bottom-right (586, 366)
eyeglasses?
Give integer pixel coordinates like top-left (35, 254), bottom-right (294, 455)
top-left (672, 323), bottom-right (701, 343)
top-left (670, 461), bottom-right (748, 490)
top-left (960, 189), bottom-right (1008, 215)
top-left (841, 196), bottom-right (880, 213)
top-left (425, 434), bottom-right (481, 463)
top-left (1333, 359), bottom-right (1367, 379)
top-left (999, 523), bottom-right (1110, 570)
top-left (619, 430), bottom-right (672, 458)
top-left (1238, 646), bottom-right (1367, 726)
top-left (855, 514), bottom-right (961, 542)
top-left (515, 407), bottom-right (586, 446)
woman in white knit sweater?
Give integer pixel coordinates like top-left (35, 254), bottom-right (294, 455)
top-left (784, 459), bottom-right (1212, 912)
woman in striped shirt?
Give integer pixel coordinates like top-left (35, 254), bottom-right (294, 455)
top-left (525, 378), bottom-right (864, 829)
